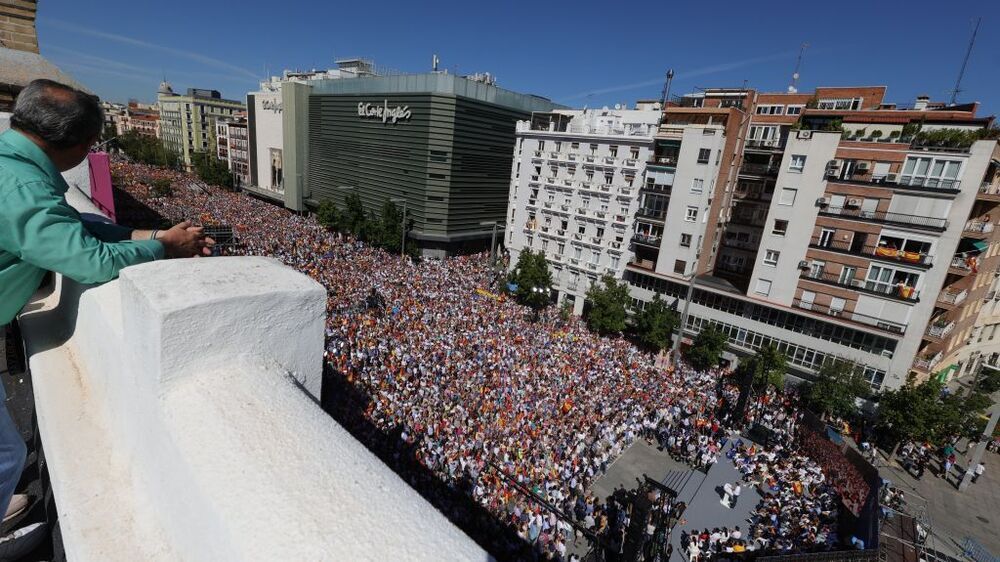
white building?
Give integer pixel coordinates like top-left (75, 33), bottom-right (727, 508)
top-left (507, 106), bottom-right (661, 314)
top-left (216, 115), bottom-right (249, 187)
top-left (246, 59), bottom-right (378, 204)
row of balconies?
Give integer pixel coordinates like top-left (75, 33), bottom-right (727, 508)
top-left (530, 176), bottom-right (637, 198)
top-left (808, 237), bottom-right (934, 268)
top-left (531, 150), bottom-right (641, 168)
top-left (791, 298), bottom-right (907, 334)
top-left (818, 206), bottom-right (948, 232)
top-left (800, 271), bottom-right (920, 302)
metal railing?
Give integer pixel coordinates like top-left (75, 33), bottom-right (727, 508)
top-left (965, 220), bottom-right (995, 235)
top-left (927, 320), bottom-right (955, 339)
top-left (740, 162), bottom-right (781, 176)
top-left (818, 206), bottom-right (948, 231)
top-left (913, 351), bottom-right (943, 371)
top-left (800, 271), bottom-right (920, 301)
top-left (649, 156), bottom-right (678, 166)
top-left (951, 255), bottom-right (974, 272)
top-left (808, 236), bottom-right (933, 267)
top-left (792, 299), bottom-right (907, 334)
top-left (633, 233), bottom-right (662, 246)
top-left (722, 238), bottom-right (759, 251)
top-left (938, 288), bottom-right (968, 306)
top-left (979, 182), bottom-right (1000, 197)
top-left (715, 262), bottom-right (752, 275)
top-left (745, 138), bottom-right (785, 150)
top-left (636, 208), bottom-right (667, 221)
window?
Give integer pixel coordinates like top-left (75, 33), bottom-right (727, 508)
top-left (818, 228), bottom-right (835, 247)
top-left (538, 141), bottom-right (545, 151)
top-left (864, 367), bottom-right (886, 391)
top-left (763, 250), bottom-right (779, 266)
top-left (691, 178), bottom-right (704, 193)
top-left (542, 240), bottom-right (549, 251)
top-left (789, 154), bottom-right (806, 172)
top-left (554, 141), bottom-right (561, 151)
top-left (838, 266), bottom-right (857, 285)
top-left (900, 156), bottom-right (963, 189)
top-left (574, 247), bottom-right (583, 259)
top-left (674, 260), bottom-right (687, 274)
top-left (578, 225), bottom-right (586, 235)
top-left (778, 188), bottom-right (798, 205)
top-left (685, 206), bottom-right (698, 222)
top-left (680, 234), bottom-right (692, 247)
top-left (755, 279), bottom-right (772, 296)
top-left (830, 297), bottom-right (846, 314)
top-left (558, 243), bottom-right (565, 255)
top-left (590, 144), bottom-right (598, 155)
top-left (772, 219), bottom-right (788, 236)
top-left (817, 97), bottom-right (862, 110)
top-left (800, 290), bottom-right (816, 310)
top-left (755, 105), bottom-right (783, 115)
top-left (609, 146), bottom-right (618, 157)
top-left (809, 260), bottom-right (826, 278)
top-left (785, 105), bottom-right (803, 115)
top-left (697, 148), bottom-right (711, 164)
top-left (571, 142), bottom-right (579, 150)
top-left (611, 256), bottom-right (620, 269)
top-left (630, 147), bottom-right (639, 159)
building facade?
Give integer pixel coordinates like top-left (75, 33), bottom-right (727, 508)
top-left (282, 72), bottom-right (561, 255)
top-left (157, 83), bottom-right (245, 168)
top-left (0, 0), bottom-right (38, 54)
top-left (246, 59), bottom-right (380, 203)
top-left (216, 115), bottom-right (249, 187)
top-left (508, 86), bottom-right (999, 391)
top-left (506, 107), bottom-right (660, 313)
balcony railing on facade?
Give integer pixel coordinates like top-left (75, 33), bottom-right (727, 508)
top-left (825, 172), bottom-right (962, 195)
top-left (963, 220), bottom-right (995, 237)
top-left (791, 298), bottom-right (907, 334)
top-left (739, 162), bottom-right (781, 176)
top-left (799, 270), bottom-right (920, 302)
top-left (636, 208), bottom-right (667, 222)
top-left (913, 351), bottom-right (943, 372)
top-left (728, 213), bottom-right (768, 228)
top-left (648, 156), bottom-right (678, 167)
top-left (808, 236), bottom-right (933, 268)
top-left (926, 319), bottom-right (956, 340)
top-left (937, 288), bottom-right (968, 307)
top-left (978, 182), bottom-right (1000, 201)
top-left (642, 181), bottom-right (673, 195)
top-left (817, 206), bottom-right (948, 232)
top-left (714, 262), bottom-right (752, 276)
top-left (949, 255), bottom-right (976, 274)
top-left (633, 232), bottom-right (662, 247)
top-left (744, 138), bottom-right (785, 151)
top-left (721, 238), bottom-right (759, 252)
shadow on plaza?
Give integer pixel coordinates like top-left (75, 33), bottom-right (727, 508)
top-left (319, 363), bottom-right (538, 561)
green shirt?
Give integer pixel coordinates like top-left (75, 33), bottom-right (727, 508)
top-left (0, 129), bottom-right (164, 325)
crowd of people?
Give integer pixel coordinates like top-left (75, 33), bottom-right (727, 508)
top-left (110, 159), bottom-right (855, 561)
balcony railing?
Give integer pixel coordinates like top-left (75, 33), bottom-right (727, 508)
top-left (938, 288), bottom-right (968, 306)
top-left (964, 220), bottom-right (995, 235)
top-left (792, 299), bottom-right (907, 334)
top-left (715, 262), bottom-right (752, 276)
top-left (978, 182), bottom-right (1000, 198)
top-left (950, 255), bottom-right (974, 273)
top-left (913, 351), bottom-right (943, 372)
top-left (808, 237), bottom-right (933, 267)
top-left (744, 138), bottom-right (785, 150)
top-left (927, 320), bottom-right (956, 339)
top-left (633, 233), bottom-right (662, 246)
top-left (636, 208), bottom-right (667, 221)
top-left (739, 163), bottom-right (781, 176)
top-left (800, 270), bottom-right (920, 302)
top-left (826, 173), bottom-right (962, 195)
top-left (729, 213), bottom-right (768, 227)
top-left (722, 238), bottom-right (759, 251)
top-left (649, 156), bottom-right (678, 167)
top-left (818, 206), bottom-right (948, 231)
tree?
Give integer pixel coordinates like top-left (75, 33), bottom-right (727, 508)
top-left (803, 360), bottom-right (870, 420)
top-left (876, 379), bottom-right (992, 448)
top-left (976, 367), bottom-right (1000, 394)
top-left (633, 293), bottom-right (679, 352)
top-left (508, 250), bottom-right (553, 310)
top-left (315, 200), bottom-right (342, 230)
top-left (342, 192), bottom-right (367, 237)
top-left (376, 200), bottom-right (404, 253)
top-left (191, 151), bottom-right (233, 188)
top-left (685, 324), bottom-right (727, 371)
top-left (115, 130), bottom-right (180, 168)
top-left (584, 275), bottom-right (631, 336)
top-left (741, 344), bottom-right (787, 391)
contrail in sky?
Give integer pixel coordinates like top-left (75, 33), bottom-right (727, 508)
top-left (45, 19), bottom-right (260, 81)
top-left (560, 50), bottom-right (800, 101)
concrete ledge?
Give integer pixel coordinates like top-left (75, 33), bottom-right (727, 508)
top-left (20, 257), bottom-right (487, 561)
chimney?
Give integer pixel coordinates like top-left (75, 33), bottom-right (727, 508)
top-left (914, 95), bottom-right (930, 111)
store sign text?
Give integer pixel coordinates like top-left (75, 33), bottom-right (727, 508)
top-left (358, 100), bottom-right (412, 124)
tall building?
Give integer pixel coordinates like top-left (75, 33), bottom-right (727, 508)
top-left (216, 114), bottom-right (249, 187)
top-left (506, 107), bottom-right (661, 313)
top-left (246, 59), bottom-right (379, 203)
top-left (509, 86), bottom-right (999, 391)
top-left (281, 72), bottom-right (561, 256)
top-left (157, 83), bottom-right (245, 168)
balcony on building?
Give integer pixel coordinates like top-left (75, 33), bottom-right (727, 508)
top-left (817, 205), bottom-right (948, 232)
top-left (825, 169), bottom-right (962, 196)
top-left (937, 287), bottom-right (969, 308)
top-left (743, 137), bottom-right (786, 152)
top-left (728, 210), bottom-right (768, 228)
top-left (912, 350), bottom-right (944, 374)
top-left (925, 317), bottom-right (956, 341)
top-left (963, 218), bottom-right (995, 238)
top-left (978, 181), bottom-right (1000, 202)
top-left (791, 298), bottom-right (907, 335)
top-left (799, 269), bottom-right (920, 303)
top-left (808, 236), bottom-right (933, 268)
top-left (647, 139), bottom-right (681, 168)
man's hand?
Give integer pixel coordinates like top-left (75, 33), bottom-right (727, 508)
top-left (156, 221), bottom-right (215, 258)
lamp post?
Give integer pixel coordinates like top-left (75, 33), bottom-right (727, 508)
top-left (390, 197), bottom-right (408, 257)
top-left (671, 273), bottom-right (699, 368)
top-left (480, 220), bottom-right (507, 270)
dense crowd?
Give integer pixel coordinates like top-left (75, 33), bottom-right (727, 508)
top-left (110, 160), bottom-right (851, 560)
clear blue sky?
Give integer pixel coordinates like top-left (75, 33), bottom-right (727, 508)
top-left (39, 0), bottom-right (1000, 114)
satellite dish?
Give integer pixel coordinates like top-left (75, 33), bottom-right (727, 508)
top-left (614, 103), bottom-right (622, 110)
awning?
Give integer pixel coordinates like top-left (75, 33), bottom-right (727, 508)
top-left (972, 240), bottom-right (989, 253)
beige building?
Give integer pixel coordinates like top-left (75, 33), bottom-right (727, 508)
top-left (157, 82), bottom-right (245, 168)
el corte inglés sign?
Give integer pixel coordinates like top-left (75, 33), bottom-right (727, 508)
top-left (358, 100), bottom-right (412, 124)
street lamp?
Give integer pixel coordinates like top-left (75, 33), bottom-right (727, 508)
top-left (671, 273), bottom-right (700, 368)
top-left (480, 220), bottom-right (507, 269)
top-left (390, 197), bottom-right (408, 257)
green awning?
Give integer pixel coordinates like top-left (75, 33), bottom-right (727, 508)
top-left (972, 240), bottom-right (989, 253)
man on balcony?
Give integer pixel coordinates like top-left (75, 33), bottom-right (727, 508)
top-left (0, 79), bottom-right (213, 555)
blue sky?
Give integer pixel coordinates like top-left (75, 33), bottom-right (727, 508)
top-left (39, 0), bottom-right (1000, 114)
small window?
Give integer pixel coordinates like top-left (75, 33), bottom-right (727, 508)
top-left (755, 279), bottom-right (772, 296)
top-left (772, 219), bottom-right (788, 236)
top-left (778, 188), bottom-right (797, 206)
top-left (674, 260), bottom-right (687, 274)
top-left (697, 148), bottom-right (711, 164)
top-left (538, 141), bottom-right (545, 151)
top-left (763, 250), bottom-right (779, 266)
top-left (691, 178), bottom-right (704, 193)
top-left (685, 206), bottom-right (698, 222)
top-left (786, 105), bottom-right (803, 115)
top-left (571, 142), bottom-right (579, 149)
top-left (630, 147), bottom-right (639, 159)
top-left (680, 234), bottom-right (692, 247)
top-left (789, 154), bottom-right (806, 172)
top-left (609, 146), bottom-right (618, 157)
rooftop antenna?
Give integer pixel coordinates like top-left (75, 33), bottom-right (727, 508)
top-left (788, 43), bottom-right (808, 93)
top-left (432, 54), bottom-right (439, 72)
top-left (949, 17), bottom-right (981, 105)
top-left (660, 69), bottom-right (674, 106)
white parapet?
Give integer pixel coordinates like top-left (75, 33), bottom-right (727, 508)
top-left (19, 257), bottom-right (487, 562)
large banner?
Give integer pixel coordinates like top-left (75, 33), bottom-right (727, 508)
top-left (87, 152), bottom-right (117, 223)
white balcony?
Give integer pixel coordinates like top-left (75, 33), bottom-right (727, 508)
top-left (913, 351), bottom-right (943, 372)
top-left (964, 220), bottom-right (995, 235)
top-left (939, 288), bottom-right (968, 306)
top-left (19, 256), bottom-right (483, 561)
top-left (927, 319), bottom-right (956, 339)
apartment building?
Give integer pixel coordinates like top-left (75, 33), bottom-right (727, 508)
top-left (157, 82), bottom-right (245, 168)
top-left (621, 86), bottom-right (999, 391)
top-left (216, 115), bottom-right (249, 187)
top-left (506, 107), bottom-right (660, 313)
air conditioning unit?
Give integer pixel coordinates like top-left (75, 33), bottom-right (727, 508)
top-left (846, 198), bottom-right (862, 208)
top-left (886, 173), bottom-right (898, 183)
top-left (856, 162), bottom-right (871, 171)
top-left (798, 260), bottom-right (810, 269)
top-left (816, 197), bottom-right (829, 207)
top-left (851, 279), bottom-right (866, 288)
top-left (827, 159), bottom-right (843, 169)
top-left (797, 130), bottom-right (813, 139)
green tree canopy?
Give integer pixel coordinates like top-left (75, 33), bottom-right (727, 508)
top-left (115, 130), bottom-right (180, 168)
top-left (686, 324), bottom-right (727, 371)
top-left (377, 200), bottom-right (404, 253)
top-left (508, 250), bottom-right (553, 310)
top-left (316, 200), bottom-right (342, 230)
top-left (876, 379), bottom-right (992, 446)
top-left (191, 151), bottom-right (233, 188)
top-left (739, 344), bottom-right (787, 391)
top-left (633, 293), bottom-right (679, 352)
top-left (342, 192), bottom-right (367, 236)
top-left (803, 360), bottom-right (870, 419)
top-left (584, 275), bottom-right (631, 336)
